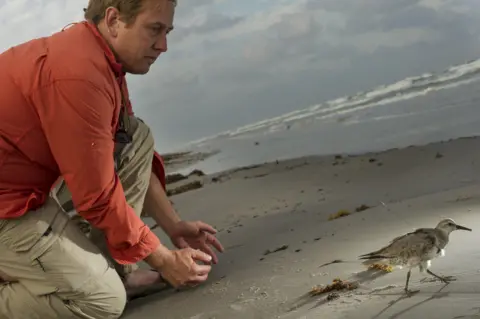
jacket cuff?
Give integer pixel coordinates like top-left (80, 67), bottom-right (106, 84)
top-left (108, 227), bottom-right (161, 265)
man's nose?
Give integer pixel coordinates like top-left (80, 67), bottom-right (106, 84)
top-left (153, 35), bottom-right (167, 53)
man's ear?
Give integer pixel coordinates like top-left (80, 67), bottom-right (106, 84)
top-left (104, 7), bottom-right (122, 37)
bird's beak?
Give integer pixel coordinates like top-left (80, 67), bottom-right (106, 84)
top-left (456, 224), bottom-right (472, 231)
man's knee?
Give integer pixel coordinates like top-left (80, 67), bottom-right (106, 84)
top-left (60, 253), bottom-right (128, 318)
top-left (71, 280), bottom-right (127, 319)
top-left (52, 267), bottom-right (127, 318)
top-left (0, 198), bottom-right (128, 319)
top-left (0, 279), bottom-right (126, 319)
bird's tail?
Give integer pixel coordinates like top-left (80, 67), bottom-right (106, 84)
top-left (358, 251), bottom-right (392, 266)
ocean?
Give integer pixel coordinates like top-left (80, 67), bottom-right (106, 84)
top-left (173, 58), bottom-right (480, 175)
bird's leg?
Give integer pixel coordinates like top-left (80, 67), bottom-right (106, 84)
top-left (404, 269), bottom-right (419, 295)
top-left (404, 269), bottom-right (410, 291)
top-left (426, 269), bottom-right (456, 283)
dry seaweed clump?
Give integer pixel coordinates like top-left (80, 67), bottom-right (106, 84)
top-left (167, 181), bottom-right (203, 196)
top-left (355, 204), bottom-right (371, 212)
top-left (165, 173), bottom-right (188, 184)
top-left (328, 210), bottom-right (351, 221)
top-left (368, 263), bottom-right (394, 273)
top-left (309, 278), bottom-right (358, 296)
top-left (189, 169), bottom-right (205, 177)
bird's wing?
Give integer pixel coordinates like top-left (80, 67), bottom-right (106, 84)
top-left (359, 228), bottom-right (438, 259)
top-left (388, 228), bottom-right (433, 244)
top-left (377, 229), bottom-right (439, 258)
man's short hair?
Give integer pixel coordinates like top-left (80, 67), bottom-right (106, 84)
top-left (84, 0), bottom-right (177, 25)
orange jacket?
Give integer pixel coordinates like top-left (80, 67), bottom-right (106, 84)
top-left (0, 21), bottom-right (165, 265)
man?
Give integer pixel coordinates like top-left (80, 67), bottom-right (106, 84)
top-left (0, 0), bottom-right (224, 318)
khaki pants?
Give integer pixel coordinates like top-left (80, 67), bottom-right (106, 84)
top-left (0, 116), bottom-right (155, 319)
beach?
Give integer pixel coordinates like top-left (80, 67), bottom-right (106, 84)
top-left (124, 135), bottom-right (480, 319)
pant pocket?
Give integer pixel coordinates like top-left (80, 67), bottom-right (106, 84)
top-left (0, 198), bottom-right (66, 259)
top-left (33, 219), bottom-right (113, 294)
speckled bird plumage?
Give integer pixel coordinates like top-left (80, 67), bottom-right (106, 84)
top-left (359, 218), bottom-right (472, 293)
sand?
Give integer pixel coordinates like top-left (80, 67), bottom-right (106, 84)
top-left (124, 136), bottom-right (480, 319)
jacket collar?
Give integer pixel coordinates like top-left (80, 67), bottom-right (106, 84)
top-left (62, 21), bottom-right (125, 77)
top-left (84, 21), bottom-right (125, 77)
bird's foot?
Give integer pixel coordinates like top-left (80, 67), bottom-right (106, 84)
top-left (426, 269), bottom-right (456, 284)
top-left (420, 276), bottom-right (456, 283)
top-left (404, 289), bottom-right (419, 297)
top-left (438, 275), bottom-right (456, 283)
top-left (421, 276), bottom-right (455, 284)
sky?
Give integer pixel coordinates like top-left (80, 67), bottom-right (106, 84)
top-left (1, 0), bottom-right (480, 151)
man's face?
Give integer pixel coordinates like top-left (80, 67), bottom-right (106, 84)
top-left (107, 0), bottom-right (175, 74)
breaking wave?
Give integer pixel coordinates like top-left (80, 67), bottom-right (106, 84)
top-left (183, 58), bottom-right (480, 149)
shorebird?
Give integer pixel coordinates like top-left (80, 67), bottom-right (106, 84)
top-left (358, 218), bottom-right (472, 294)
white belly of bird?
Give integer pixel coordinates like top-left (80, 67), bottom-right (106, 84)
top-left (402, 247), bottom-right (444, 269)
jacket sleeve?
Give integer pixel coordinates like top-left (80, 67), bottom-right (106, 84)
top-left (31, 79), bottom-right (160, 265)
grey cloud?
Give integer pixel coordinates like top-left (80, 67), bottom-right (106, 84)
top-left (176, 0), bottom-right (216, 12)
top-left (171, 13), bottom-right (245, 42)
top-left (185, 0), bottom-right (215, 6)
top-left (307, 0), bottom-right (421, 14)
top-left (342, 2), bottom-right (467, 35)
top-left (195, 13), bottom-right (245, 34)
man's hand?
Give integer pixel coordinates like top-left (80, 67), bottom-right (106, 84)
top-left (145, 245), bottom-right (213, 288)
top-left (168, 221), bottom-right (224, 264)
top-left (143, 173), bottom-right (224, 263)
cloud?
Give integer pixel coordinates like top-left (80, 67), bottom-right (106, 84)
top-left (1, 0), bottom-right (480, 150)
top-left (172, 12), bottom-right (245, 42)
top-left (0, 0), bottom-right (85, 51)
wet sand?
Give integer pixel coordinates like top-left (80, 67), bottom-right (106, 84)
top-left (125, 136), bottom-right (480, 319)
